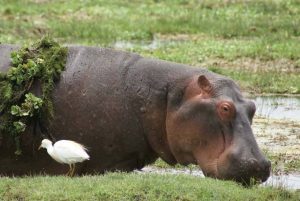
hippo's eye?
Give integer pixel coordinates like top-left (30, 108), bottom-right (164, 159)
top-left (217, 101), bottom-right (236, 122)
top-left (222, 105), bottom-right (229, 112)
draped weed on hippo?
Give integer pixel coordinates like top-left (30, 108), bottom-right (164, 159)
top-left (0, 40), bottom-right (270, 185)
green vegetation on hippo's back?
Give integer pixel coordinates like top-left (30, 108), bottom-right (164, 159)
top-left (0, 173), bottom-right (299, 201)
top-left (0, 37), bottom-right (67, 155)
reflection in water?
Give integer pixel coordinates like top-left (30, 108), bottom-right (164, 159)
top-left (114, 40), bottom-right (165, 50)
top-left (251, 96), bottom-right (300, 121)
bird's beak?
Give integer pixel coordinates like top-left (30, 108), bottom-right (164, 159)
top-left (38, 145), bottom-right (42, 150)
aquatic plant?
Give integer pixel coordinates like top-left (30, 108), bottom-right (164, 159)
top-left (0, 37), bottom-right (67, 154)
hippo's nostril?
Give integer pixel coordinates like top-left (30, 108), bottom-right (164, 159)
top-left (247, 160), bottom-right (256, 170)
top-left (249, 158), bottom-right (271, 171)
top-left (248, 158), bottom-right (259, 169)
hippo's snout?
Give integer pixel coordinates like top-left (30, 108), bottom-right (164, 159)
top-left (246, 158), bottom-right (271, 182)
top-left (218, 150), bottom-right (271, 184)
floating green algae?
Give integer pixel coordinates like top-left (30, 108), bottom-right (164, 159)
top-left (0, 37), bottom-right (67, 155)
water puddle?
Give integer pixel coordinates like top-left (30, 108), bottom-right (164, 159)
top-left (113, 39), bottom-right (174, 50)
top-left (114, 41), bottom-right (158, 50)
top-left (251, 96), bottom-right (300, 121)
top-left (263, 174), bottom-right (300, 190)
top-left (139, 167), bottom-right (300, 190)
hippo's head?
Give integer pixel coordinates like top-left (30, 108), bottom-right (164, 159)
top-left (166, 75), bottom-right (270, 184)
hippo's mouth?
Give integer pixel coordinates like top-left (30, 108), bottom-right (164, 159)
top-left (194, 126), bottom-right (230, 178)
top-left (215, 127), bottom-right (229, 177)
top-left (220, 127), bottom-right (228, 156)
top-left (209, 126), bottom-right (233, 178)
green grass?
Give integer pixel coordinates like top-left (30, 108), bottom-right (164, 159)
top-left (0, 0), bottom-right (300, 44)
top-left (208, 67), bottom-right (299, 94)
top-left (127, 39), bottom-right (300, 94)
top-left (0, 0), bottom-right (299, 94)
top-left (0, 173), bottom-right (299, 201)
top-left (127, 37), bottom-right (300, 62)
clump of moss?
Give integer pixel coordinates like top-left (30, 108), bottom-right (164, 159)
top-left (0, 37), bottom-right (67, 155)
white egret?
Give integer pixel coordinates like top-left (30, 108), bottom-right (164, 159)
top-left (39, 139), bottom-right (90, 176)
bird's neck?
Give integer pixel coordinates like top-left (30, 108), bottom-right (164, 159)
top-left (46, 145), bottom-right (54, 156)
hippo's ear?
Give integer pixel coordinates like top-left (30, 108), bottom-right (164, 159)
top-left (198, 75), bottom-right (212, 93)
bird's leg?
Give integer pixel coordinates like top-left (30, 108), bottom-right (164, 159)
top-left (70, 164), bottom-right (76, 177)
top-left (69, 164), bottom-right (73, 177)
top-left (73, 164), bottom-right (76, 176)
top-left (66, 164), bottom-right (72, 176)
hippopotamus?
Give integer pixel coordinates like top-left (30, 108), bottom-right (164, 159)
top-left (0, 44), bottom-right (270, 184)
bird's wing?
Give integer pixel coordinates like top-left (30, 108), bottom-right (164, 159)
top-left (57, 140), bottom-right (89, 150)
top-left (67, 140), bottom-right (88, 151)
top-left (54, 140), bottom-right (90, 163)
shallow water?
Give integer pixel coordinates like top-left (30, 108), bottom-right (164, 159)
top-left (263, 174), bottom-right (300, 190)
top-left (251, 96), bottom-right (300, 121)
top-left (114, 40), bottom-right (162, 50)
top-left (140, 167), bottom-right (300, 190)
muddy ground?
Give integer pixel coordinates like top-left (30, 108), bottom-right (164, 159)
top-left (253, 116), bottom-right (300, 174)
